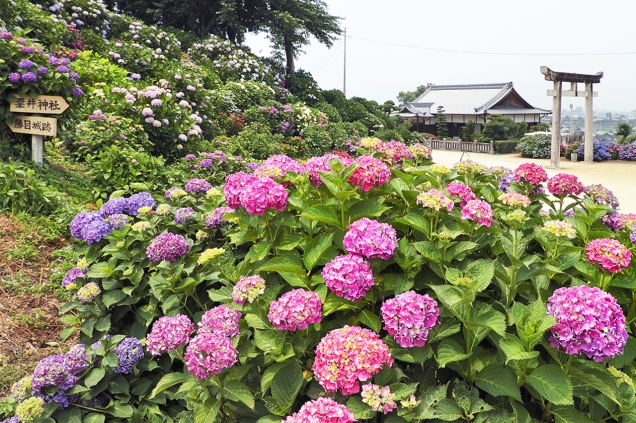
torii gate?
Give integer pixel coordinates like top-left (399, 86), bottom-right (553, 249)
top-left (540, 66), bottom-right (603, 168)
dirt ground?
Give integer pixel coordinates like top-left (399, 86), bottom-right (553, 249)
top-left (0, 215), bottom-right (74, 396)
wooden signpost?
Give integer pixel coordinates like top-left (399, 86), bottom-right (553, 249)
top-left (8, 95), bottom-right (69, 164)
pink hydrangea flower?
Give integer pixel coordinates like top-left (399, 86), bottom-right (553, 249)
top-left (146, 315), bottom-right (194, 356)
top-left (376, 140), bottom-right (412, 162)
top-left (408, 143), bottom-right (432, 160)
top-left (255, 154), bottom-right (305, 181)
top-left (232, 275), bottom-right (266, 305)
top-left (268, 289), bottom-right (322, 331)
top-left (184, 332), bottom-right (238, 379)
top-left (461, 200), bottom-right (493, 227)
top-left (381, 291), bottom-right (440, 348)
top-left (547, 285), bottom-right (628, 362)
top-left (514, 163), bottom-right (548, 185)
top-left (361, 383), bottom-right (397, 414)
top-left (322, 254), bottom-right (374, 301)
top-left (547, 173), bottom-right (585, 196)
top-left (282, 397), bottom-right (356, 423)
top-left (343, 218), bottom-right (397, 260)
top-left (224, 172), bottom-right (288, 215)
top-left (304, 154), bottom-right (353, 187)
top-left (616, 213), bottom-right (636, 231)
top-left (445, 182), bottom-right (476, 206)
top-left (224, 172), bottom-right (251, 209)
top-left (416, 189), bottom-right (454, 212)
top-left (348, 156), bottom-right (391, 191)
top-left (199, 304), bottom-right (242, 338)
top-left (585, 238), bottom-right (631, 273)
top-left (312, 325), bottom-right (393, 395)
top-left (498, 192), bottom-right (531, 208)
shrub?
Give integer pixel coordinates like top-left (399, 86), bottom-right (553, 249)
top-left (0, 161), bottom-right (63, 214)
top-left (480, 114), bottom-right (518, 141)
top-left (235, 123), bottom-right (283, 160)
top-left (494, 140), bottom-right (518, 154)
top-left (518, 134), bottom-right (551, 158)
top-left (576, 140), bottom-right (619, 162)
top-left (619, 143), bottom-right (636, 160)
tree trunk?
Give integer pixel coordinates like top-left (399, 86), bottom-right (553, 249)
top-left (284, 36), bottom-right (295, 75)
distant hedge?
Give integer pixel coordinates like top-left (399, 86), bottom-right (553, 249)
top-left (494, 139), bottom-right (519, 154)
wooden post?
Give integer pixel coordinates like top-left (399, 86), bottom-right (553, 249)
top-left (550, 80), bottom-right (562, 168)
top-left (584, 82), bottom-right (594, 163)
top-left (32, 134), bottom-right (44, 164)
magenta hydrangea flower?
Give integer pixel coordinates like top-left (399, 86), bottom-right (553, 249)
top-left (348, 156), bottom-right (391, 191)
top-left (268, 289), bottom-right (322, 331)
top-left (146, 232), bottom-right (190, 263)
top-left (381, 291), bottom-right (440, 348)
top-left (343, 218), bottom-right (397, 260)
top-left (461, 199), bottom-right (494, 227)
top-left (585, 238), bottom-right (631, 273)
top-left (416, 188), bottom-right (454, 212)
top-left (547, 285), bottom-right (628, 362)
top-left (376, 140), bottom-right (412, 162)
top-left (445, 182), bottom-right (476, 206)
top-left (312, 326), bottom-right (394, 395)
top-left (514, 163), bottom-right (548, 185)
top-left (322, 254), bottom-right (374, 301)
top-left (184, 332), bottom-right (238, 380)
top-left (199, 304), bottom-right (242, 338)
top-left (185, 178), bottom-right (212, 194)
top-left (232, 275), bottom-right (266, 305)
top-left (547, 173), bottom-right (585, 196)
top-left (239, 175), bottom-right (288, 215)
top-left (282, 397), bottom-right (356, 423)
top-left (205, 207), bottom-right (233, 228)
top-left (498, 192), bottom-right (531, 208)
top-left (146, 314), bottom-right (194, 356)
top-left (304, 153), bottom-right (353, 187)
top-left (224, 172), bottom-right (251, 209)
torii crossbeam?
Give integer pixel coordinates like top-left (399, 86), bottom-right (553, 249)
top-left (540, 66), bottom-right (604, 168)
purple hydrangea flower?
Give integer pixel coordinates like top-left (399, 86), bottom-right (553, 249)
top-left (31, 354), bottom-right (78, 405)
top-left (56, 65), bottom-right (69, 73)
top-left (199, 304), bottom-right (242, 338)
top-left (37, 66), bottom-right (48, 75)
top-left (547, 285), bottom-right (628, 362)
top-left (71, 87), bottom-right (83, 97)
top-left (381, 291), bottom-right (440, 348)
top-left (174, 207), bottom-right (196, 224)
top-left (70, 211), bottom-right (103, 240)
top-left (0, 31), bottom-right (13, 39)
top-left (146, 315), bottom-right (194, 355)
top-left (80, 220), bottom-right (111, 244)
top-left (100, 197), bottom-right (128, 217)
top-left (65, 344), bottom-right (89, 375)
top-left (69, 71), bottom-right (79, 80)
top-left (18, 59), bottom-right (34, 69)
top-left (146, 232), bottom-right (190, 263)
top-left (185, 154), bottom-right (196, 161)
top-left (198, 158), bottom-right (213, 168)
top-left (21, 46), bottom-right (35, 54)
top-left (8, 72), bottom-right (21, 83)
top-left (114, 338), bottom-right (144, 374)
top-left (343, 218), bottom-right (397, 260)
top-left (205, 207), bottom-right (233, 228)
top-left (21, 72), bottom-right (38, 83)
top-left (107, 213), bottom-right (130, 230)
top-left (185, 178), bottom-right (212, 194)
top-left (62, 267), bottom-right (86, 289)
top-left (126, 192), bottom-right (156, 215)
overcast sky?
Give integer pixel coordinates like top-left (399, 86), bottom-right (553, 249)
top-left (245, 0), bottom-right (636, 113)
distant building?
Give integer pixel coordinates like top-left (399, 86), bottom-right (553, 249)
top-left (393, 82), bottom-right (551, 138)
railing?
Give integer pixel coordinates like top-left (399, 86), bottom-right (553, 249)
top-left (428, 139), bottom-right (494, 154)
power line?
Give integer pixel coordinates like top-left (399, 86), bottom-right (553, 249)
top-left (314, 38), bottom-right (343, 75)
top-left (348, 35), bottom-right (636, 56)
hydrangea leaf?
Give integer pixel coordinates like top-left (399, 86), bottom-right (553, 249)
top-left (525, 364), bottom-right (573, 405)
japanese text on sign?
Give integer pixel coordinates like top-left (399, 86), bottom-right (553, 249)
top-left (9, 115), bottom-right (57, 136)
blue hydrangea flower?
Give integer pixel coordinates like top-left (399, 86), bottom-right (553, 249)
top-left (80, 220), bottom-right (111, 244)
top-left (69, 211), bottom-right (102, 240)
top-left (114, 338), bottom-right (144, 374)
top-left (100, 197), bottom-right (128, 217)
top-left (126, 192), bottom-right (156, 216)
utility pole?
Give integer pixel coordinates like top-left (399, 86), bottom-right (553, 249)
top-left (343, 27), bottom-right (346, 97)
top-left (569, 104), bottom-right (573, 143)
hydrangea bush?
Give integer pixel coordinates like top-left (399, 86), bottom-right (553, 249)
top-left (4, 153), bottom-right (636, 422)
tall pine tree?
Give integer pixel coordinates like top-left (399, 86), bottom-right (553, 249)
top-left (436, 105), bottom-right (448, 139)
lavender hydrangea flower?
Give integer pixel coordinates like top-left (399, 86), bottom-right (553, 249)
top-left (80, 220), bottom-right (111, 244)
top-left (21, 72), bottom-right (38, 83)
top-left (205, 207), bottom-right (233, 228)
top-left (71, 87), bottom-right (84, 97)
top-left (107, 213), bottom-right (130, 230)
top-left (174, 207), bottom-right (196, 224)
top-left (18, 59), bottom-right (34, 69)
top-left (37, 66), bottom-right (48, 75)
top-left (199, 304), bottom-right (242, 338)
top-left (31, 354), bottom-right (78, 406)
top-left (146, 314), bottom-right (194, 356)
top-left (114, 338), bottom-right (144, 374)
top-left (70, 211), bottom-right (102, 239)
top-left (125, 192), bottom-right (156, 215)
top-left (56, 65), bottom-right (69, 73)
top-left (65, 344), bottom-right (89, 375)
top-left (547, 285), bottom-right (628, 362)
top-left (146, 232), bottom-right (190, 263)
top-left (62, 267), bottom-right (86, 289)
top-left (198, 158), bottom-right (213, 168)
top-left (185, 178), bottom-right (212, 194)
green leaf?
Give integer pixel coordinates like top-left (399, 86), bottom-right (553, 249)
top-left (464, 259), bottom-right (495, 292)
top-left (150, 372), bottom-right (189, 398)
top-left (569, 367), bottom-right (619, 405)
top-left (323, 293), bottom-right (357, 316)
top-left (413, 241), bottom-right (442, 263)
top-left (499, 337), bottom-right (540, 364)
top-left (347, 199), bottom-right (390, 221)
top-left (346, 396), bottom-right (375, 419)
top-left (475, 365), bottom-right (522, 402)
top-left (222, 380), bottom-right (255, 409)
top-left (550, 406), bottom-right (596, 423)
top-left (245, 313), bottom-right (272, 330)
top-left (414, 384), bottom-right (449, 419)
top-left (395, 213), bottom-right (430, 236)
top-left (470, 305), bottom-right (506, 337)
top-left (434, 398), bottom-right (465, 421)
top-left (82, 413), bottom-right (105, 423)
top-left (254, 330), bottom-right (285, 354)
top-left (359, 309), bottom-right (381, 333)
top-left (271, 360), bottom-right (303, 414)
top-left (194, 398), bottom-right (221, 423)
top-left (261, 361), bottom-right (289, 393)
top-left (303, 232), bottom-right (335, 272)
top-left (525, 364), bottom-right (573, 405)
top-left (301, 205), bottom-right (341, 227)
top-left (105, 403), bottom-right (133, 419)
top-left (258, 256), bottom-right (305, 276)
top-left (102, 290), bottom-right (126, 308)
top-left (108, 374), bottom-right (129, 395)
top-left (86, 262), bottom-right (114, 278)
top-left (446, 241), bottom-right (478, 262)
top-left (609, 336), bottom-right (636, 369)
top-left (84, 368), bottom-right (105, 388)
top-left (437, 339), bottom-right (472, 368)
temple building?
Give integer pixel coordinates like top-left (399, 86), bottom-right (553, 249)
top-left (393, 82), bottom-right (551, 138)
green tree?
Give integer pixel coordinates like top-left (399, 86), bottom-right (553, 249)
top-left (461, 120), bottom-right (476, 141)
top-left (380, 100), bottom-right (396, 115)
top-left (616, 122), bottom-right (633, 143)
top-left (397, 84), bottom-right (428, 106)
top-left (480, 115), bottom-right (518, 141)
top-left (436, 105), bottom-right (448, 139)
top-left (518, 121), bottom-right (528, 138)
